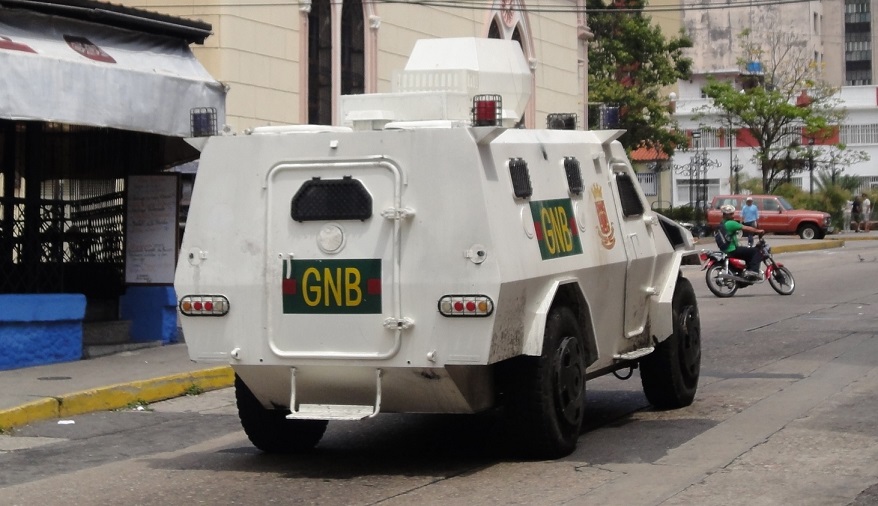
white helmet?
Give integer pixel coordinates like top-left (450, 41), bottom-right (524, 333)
top-left (720, 204), bottom-right (735, 215)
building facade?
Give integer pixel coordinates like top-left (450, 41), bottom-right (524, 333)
top-left (671, 84), bottom-right (878, 207)
top-left (0, 1), bottom-right (226, 368)
top-left (663, 0), bottom-right (878, 208)
top-left (124, 0), bottom-right (593, 133)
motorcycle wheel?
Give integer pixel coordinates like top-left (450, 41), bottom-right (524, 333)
top-left (768, 265), bottom-right (795, 295)
top-left (705, 264), bottom-right (737, 297)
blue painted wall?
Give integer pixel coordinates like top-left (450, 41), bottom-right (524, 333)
top-left (0, 294), bottom-right (86, 370)
top-left (119, 286), bottom-right (179, 344)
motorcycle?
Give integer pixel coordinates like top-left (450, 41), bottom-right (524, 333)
top-left (701, 236), bottom-right (795, 297)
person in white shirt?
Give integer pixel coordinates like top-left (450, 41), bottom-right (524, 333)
top-left (862, 193), bottom-right (872, 232)
top-left (843, 200), bottom-right (852, 233)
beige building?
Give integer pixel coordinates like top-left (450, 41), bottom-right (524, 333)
top-left (680, 0), bottom-right (876, 88)
top-left (682, 0), bottom-right (824, 77)
top-left (126, 0), bottom-right (593, 133)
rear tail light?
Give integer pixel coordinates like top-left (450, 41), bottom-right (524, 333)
top-left (179, 295), bottom-right (230, 316)
top-left (438, 295), bottom-right (494, 317)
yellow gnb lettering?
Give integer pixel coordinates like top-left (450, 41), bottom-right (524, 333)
top-left (541, 207), bottom-right (557, 255)
top-left (325, 268), bottom-right (342, 306)
top-left (301, 266), bottom-right (363, 307)
top-left (345, 268), bottom-right (362, 306)
top-left (541, 205), bottom-right (575, 255)
top-left (554, 206), bottom-right (573, 252)
top-left (303, 267), bottom-right (321, 307)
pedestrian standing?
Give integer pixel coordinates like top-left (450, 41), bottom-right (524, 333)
top-left (741, 196), bottom-right (759, 246)
top-left (851, 196), bottom-right (862, 232)
top-left (843, 199), bottom-right (852, 233)
top-left (862, 193), bottom-right (871, 232)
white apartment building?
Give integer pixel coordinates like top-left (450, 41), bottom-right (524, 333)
top-left (672, 83), bottom-right (878, 207)
top-left (662, 0), bottom-right (878, 207)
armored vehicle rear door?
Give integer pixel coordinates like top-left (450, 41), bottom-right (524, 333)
top-left (264, 158), bottom-right (405, 360)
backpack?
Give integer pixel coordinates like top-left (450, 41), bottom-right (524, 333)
top-left (714, 222), bottom-right (732, 251)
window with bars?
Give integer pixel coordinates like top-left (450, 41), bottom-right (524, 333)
top-left (840, 124), bottom-right (878, 144)
top-left (636, 172), bottom-right (657, 196)
top-left (0, 123), bottom-right (139, 295)
top-left (675, 178), bottom-right (721, 206)
top-left (858, 175), bottom-right (878, 194)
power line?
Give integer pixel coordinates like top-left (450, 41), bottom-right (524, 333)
top-left (140, 0), bottom-right (823, 15)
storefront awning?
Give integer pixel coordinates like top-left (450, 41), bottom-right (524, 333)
top-left (0, 9), bottom-right (226, 138)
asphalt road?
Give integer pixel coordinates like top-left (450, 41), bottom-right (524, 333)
top-left (1, 241), bottom-right (877, 506)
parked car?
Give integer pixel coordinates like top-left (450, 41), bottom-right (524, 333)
top-left (706, 194), bottom-right (833, 240)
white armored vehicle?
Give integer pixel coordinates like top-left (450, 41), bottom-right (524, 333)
top-left (176, 37), bottom-right (701, 459)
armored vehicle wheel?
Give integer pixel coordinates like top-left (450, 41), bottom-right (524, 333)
top-left (640, 277), bottom-right (701, 409)
top-left (498, 306), bottom-right (586, 459)
top-left (235, 375), bottom-right (328, 453)
top-left (705, 264), bottom-right (737, 297)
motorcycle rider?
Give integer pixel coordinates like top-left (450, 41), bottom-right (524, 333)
top-left (719, 204), bottom-right (765, 279)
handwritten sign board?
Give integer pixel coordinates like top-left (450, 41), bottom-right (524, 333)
top-left (125, 175), bottom-right (179, 284)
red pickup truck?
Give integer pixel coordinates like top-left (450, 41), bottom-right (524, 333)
top-left (707, 194), bottom-right (833, 240)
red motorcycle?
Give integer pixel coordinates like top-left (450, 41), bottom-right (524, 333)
top-left (701, 236), bottom-right (795, 297)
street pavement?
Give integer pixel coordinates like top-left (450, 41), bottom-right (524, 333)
top-left (0, 231), bottom-right (876, 432)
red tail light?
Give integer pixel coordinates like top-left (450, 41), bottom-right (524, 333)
top-left (438, 295), bottom-right (494, 317)
top-left (179, 295), bottom-right (230, 316)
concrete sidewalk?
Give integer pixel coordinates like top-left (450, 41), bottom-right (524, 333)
top-left (1, 231), bottom-right (875, 432)
top-left (0, 344), bottom-right (232, 430)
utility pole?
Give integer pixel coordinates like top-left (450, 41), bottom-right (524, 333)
top-left (732, 155), bottom-right (742, 194)
top-left (808, 137), bottom-right (815, 196)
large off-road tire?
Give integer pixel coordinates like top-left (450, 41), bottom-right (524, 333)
top-left (705, 263), bottom-right (738, 298)
top-left (640, 277), bottom-right (701, 409)
top-left (768, 265), bottom-right (796, 295)
top-left (235, 375), bottom-right (328, 453)
top-left (497, 306), bottom-right (586, 459)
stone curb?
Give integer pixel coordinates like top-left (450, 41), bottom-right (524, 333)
top-left (0, 366), bottom-right (234, 431)
top-left (771, 240), bottom-right (845, 253)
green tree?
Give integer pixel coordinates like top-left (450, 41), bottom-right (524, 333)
top-left (697, 28), bottom-right (867, 193)
top-left (587, 0), bottom-right (692, 156)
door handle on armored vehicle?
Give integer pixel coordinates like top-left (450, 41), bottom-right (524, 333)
top-left (381, 207), bottom-right (416, 220)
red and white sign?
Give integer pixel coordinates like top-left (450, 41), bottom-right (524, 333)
top-left (64, 35), bottom-right (116, 63)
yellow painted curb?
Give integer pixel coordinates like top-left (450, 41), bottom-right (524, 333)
top-left (826, 235), bottom-right (878, 242)
top-left (0, 398), bottom-right (59, 430)
top-left (59, 366), bottom-right (235, 417)
top-left (772, 240), bottom-right (845, 253)
top-left (0, 366), bottom-right (234, 430)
